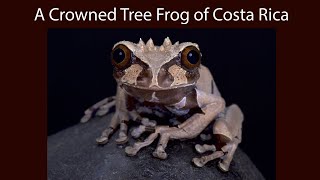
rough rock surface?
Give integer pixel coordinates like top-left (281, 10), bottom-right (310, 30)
top-left (48, 114), bottom-right (265, 180)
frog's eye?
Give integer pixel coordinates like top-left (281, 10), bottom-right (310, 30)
top-left (181, 46), bottom-right (201, 69)
top-left (111, 44), bottom-right (131, 69)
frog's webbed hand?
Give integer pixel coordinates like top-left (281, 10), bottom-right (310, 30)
top-left (96, 86), bottom-right (130, 145)
top-left (152, 90), bottom-right (225, 159)
top-left (125, 118), bottom-right (179, 156)
top-left (125, 130), bottom-right (159, 156)
top-left (193, 104), bottom-right (243, 172)
top-left (80, 96), bottom-right (116, 123)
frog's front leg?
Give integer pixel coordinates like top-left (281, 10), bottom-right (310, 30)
top-left (96, 86), bottom-right (130, 144)
top-left (152, 90), bottom-right (225, 159)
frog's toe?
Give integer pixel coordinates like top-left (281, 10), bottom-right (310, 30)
top-left (80, 114), bottom-right (92, 123)
top-left (192, 157), bottom-right (205, 167)
top-left (96, 136), bottom-right (109, 145)
top-left (195, 144), bottom-right (206, 154)
top-left (125, 146), bottom-right (138, 156)
top-left (218, 161), bottom-right (230, 172)
top-left (152, 148), bottom-right (168, 159)
top-left (96, 108), bottom-right (110, 116)
top-left (115, 134), bottom-right (128, 144)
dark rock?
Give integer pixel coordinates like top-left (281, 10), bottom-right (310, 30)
top-left (48, 114), bottom-right (265, 180)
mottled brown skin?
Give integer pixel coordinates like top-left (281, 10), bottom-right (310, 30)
top-left (81, 38), bottom-right (244, 172)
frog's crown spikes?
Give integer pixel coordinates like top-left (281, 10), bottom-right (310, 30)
top-left (137, 37), bottom-right (179, 52)
top-left (163, 37), bottom-right (172, 47)
top-left (138, 38), bottom-right (145, 47)
top-left (146, 38), bottom-right (155, 51)
top-left (159, 37), bottom-right (173, 52)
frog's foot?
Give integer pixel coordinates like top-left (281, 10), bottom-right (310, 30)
top-left (192, 151), bottom-right (224, 168)
top-left (195, 144), bottom-right (216, 154)
top-left (115, 122), bottom-right (129, 144)
top-left (217, 141), bottom-right (239, 172)
top-left (96, 127), bottom-right (114, 145)
top-left (80, 96), bottom-right (116, 123)
top-left (152, 145), bottom-right (168, 160)
top-left (125, 132), bottom-right (158, 156)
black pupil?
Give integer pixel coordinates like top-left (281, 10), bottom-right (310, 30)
top-left (113, 48), bottom-right (125, 63)
top-left (187, 50), bottom-right (199, 64)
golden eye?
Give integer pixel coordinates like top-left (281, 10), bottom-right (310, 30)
top-left (181, 46), bottom-right (201, 69)
top-left (111, 44), bottom-right (131, 69)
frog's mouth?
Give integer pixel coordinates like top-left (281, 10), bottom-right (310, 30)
top-left (121, 83), bottom-right (195, 103)
top-left (121, 83), bottom-right (196, 91)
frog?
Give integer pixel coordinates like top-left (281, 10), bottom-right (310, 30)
top-left (80, 37), bottom-right (244, 172)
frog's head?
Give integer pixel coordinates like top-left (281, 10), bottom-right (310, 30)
top-left (111, 37), bottom-right (201, 92)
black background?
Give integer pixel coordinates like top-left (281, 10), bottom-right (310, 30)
top-left (48, 29), bottom-right (275, 179)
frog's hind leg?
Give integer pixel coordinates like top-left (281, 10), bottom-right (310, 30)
top-left (80, 96), bottom-right (116, 123)
top-left (215, 104), bottom-right (243, 172)
top-left (193, 104), bottom-right (244, 171)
